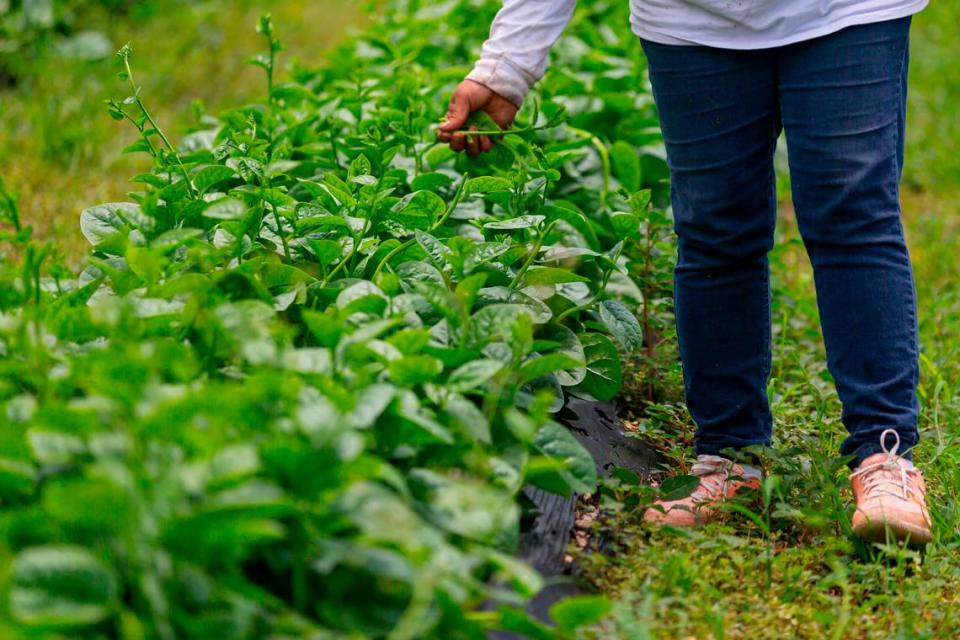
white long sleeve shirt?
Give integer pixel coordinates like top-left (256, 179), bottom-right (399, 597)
top-left (466, 0), bottom-right (929, 106)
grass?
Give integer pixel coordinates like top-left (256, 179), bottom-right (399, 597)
top-left (580, 6), bottom-right (960, 638)
top-left (904, 1), bottom-right (960, 190)
top-left (0, 0), bottom-right (363, 263)
top-left (583, 192), bottom-right (960, 638)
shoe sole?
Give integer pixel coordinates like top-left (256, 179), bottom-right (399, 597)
top-left (853, 519), bottom-right (932, 547)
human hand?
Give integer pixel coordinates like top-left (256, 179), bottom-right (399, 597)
top-left (437, 80), bottom-right (518, 157)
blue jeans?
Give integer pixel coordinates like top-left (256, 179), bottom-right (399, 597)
top-left (641, 17), bottom-right (920, 466)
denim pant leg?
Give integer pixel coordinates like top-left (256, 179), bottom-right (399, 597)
top-left (641, 41), bottom-right (780, 457)
top-left (778, 17), bottom-right (920, 465)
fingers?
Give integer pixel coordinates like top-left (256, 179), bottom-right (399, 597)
top-left (466, 126), bottom-right (481, 157)
top-left (450, 131), bottom-right (466, 153)
top-left (436, 81), bottom-right (501, 155)
top-left (437, 91), bottom-right (467, 145)
top-left (439, 91), bottom-right (469, 134)
top-left (448, 131), bottom-right (493, 156)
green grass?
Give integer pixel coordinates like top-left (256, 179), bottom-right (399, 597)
top-left (580, 8), bottom-right (960, 638)
top-left (582, 194), bottom-right (960, 638)
top-left (0, 0), bottom-right (362, 263)
top-left (904, 1), bottom-right (960, 190)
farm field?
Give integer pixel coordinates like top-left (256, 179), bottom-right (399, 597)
top-left (1, 0), bottom-right (364, 262)
top-left (1, 1), bottom-right (958, 638)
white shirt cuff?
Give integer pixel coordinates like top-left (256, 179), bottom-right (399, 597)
top-left (465, 56), bottom-right (535, 108)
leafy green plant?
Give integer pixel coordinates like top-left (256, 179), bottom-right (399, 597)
top-left (0, 0), bottom-right (669, 637)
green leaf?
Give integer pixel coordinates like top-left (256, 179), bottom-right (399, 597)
top-left (310, 239), bottom-right (344, 266)
top-left (415, 230), bottom-right (450, 266)
top-left (496, 607), bottom-right (555, 640)
top-left (542, 245), bottom-right (601, 262)
top-left (80, 203), bottom-right (136, 247)
top-left (521, 267), bottom-right (589, 286)
top-left (464, 176), bottom-right (512, 194)
top-left (321, 174), bottom-right (358, 206)
top-left (550, 595), bottom-right (613, 631)
top-left (539, 324), bottom-right (586, 386)
top-left (10, 546), bottom-right (117, 628)
top-left (659, 475), bottom-right (701, 501)
top-left (629, 189), bottom-right (653, 214)
top-left (348, 384), bottom-right (395, 428)
top-left (151, 228), bottom-right (203, 250)
top-left (336, 281), bottom-right (386, 311)
top-left (122, 139), bottom-right (152, 155)
top-left (203, 198), bottom-right (247, 220)
top-left (470, 304), bottom-right (540, 346)
top-left (28, 430), bottom-right (86, 466)
top-left (447, 358), bottom-right (504, 393)
top-left (455, 273), bottom-right (487, 309)
top-left (574, 333), bottom-right (623, 401)
top-left (611, 140), bottom-right (641, 192)
top-left (411, 172), bottom-right (454, 192)
top-left (532, 421), bottom-right (597, 495)
top-left (425, 143), bottom-right (455, 169)
top-left (411, 470), bottom-right (517, 542)
top-left (387, 328), bottom-right (431, 356)
top-left (486, 551), bottom-right (543, 598)
top-left (399, 260), bottom-right (446, 291)
top-left (476, 287), bottom-right (553, 324)
top-left (43, 477), bottom-right (130, 531)
top-left (388, 356), bottom-right (444, 386)
top-left (599, 299), bottom-right (643, 353)
top-left (483, 215), bottom-right (544, 231)
top-left (444, 393), bottom-right (491, 443)
top-left (392, 190), bottom-right (445, 231)
top-left (464, 242), bottom-right (510, 273)
top-left (610, 211), bottom-right (640, 239)
top-left (466, 109), bottom-right (502, 131)
top-left (349, 153), bottom-right (372, 178)
top-left (193, 165), bottom-right (237, 194)
top-left (0, 458), bottom-right (37, 501)
top-left (518, 353), bottom-right (583, 386)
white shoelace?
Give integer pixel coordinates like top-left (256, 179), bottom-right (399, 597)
top-left (688, 455), bottom-right (762, 498)
top-left (850, 429), bottom-right (914, 501)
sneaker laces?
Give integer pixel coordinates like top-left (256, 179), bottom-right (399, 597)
top-left (687, 455), bottom-right (759, 499)
top-left (850, 429), bottom-right (913, 501)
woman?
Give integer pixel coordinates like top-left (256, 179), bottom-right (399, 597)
top-left (438, 0), bottom-right (933, 544)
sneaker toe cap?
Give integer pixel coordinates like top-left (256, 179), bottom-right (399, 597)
top-left (853, 500), bottom-right (932, 544)
top-left (644, 502), bottom-right (698, 527)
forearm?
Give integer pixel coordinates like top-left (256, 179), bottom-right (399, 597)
top-left (466, 0), bottom-right (576, 107)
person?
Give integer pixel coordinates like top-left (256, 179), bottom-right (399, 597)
top-left (438, 0), bottom-right (933, 545)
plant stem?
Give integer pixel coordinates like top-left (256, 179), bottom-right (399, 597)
top-left (428, 173), bottom-right (469, 232)
top-left (123, 56), bottom-right (195, 197)
top-left (509, 220), bottom-right (556, 289)
top-left (371, 238), bottom-right (416, 282)
top-left (463, 123), bottom-right (554, 138)
top-left (567, 126), bottom-right (611, 206)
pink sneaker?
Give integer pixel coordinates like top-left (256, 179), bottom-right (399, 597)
top-left (644, 455), bottom-right (762, 527)
top-left (850, 429), bottom-right (932, 546)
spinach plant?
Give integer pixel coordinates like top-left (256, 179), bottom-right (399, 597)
top-left (0, 1), bottom-right (671, 637)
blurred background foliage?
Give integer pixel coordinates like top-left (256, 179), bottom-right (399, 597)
top-left (0, 0), bottom-right (364, 261)
top-left (1, 1), bottom-right (957, 263)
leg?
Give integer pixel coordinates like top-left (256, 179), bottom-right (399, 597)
top-left (641, 40), bottom-right (780, 457)
top-left (779, 17), bottom-right (919, 465)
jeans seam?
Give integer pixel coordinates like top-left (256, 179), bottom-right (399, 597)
top-left (760, 137), bottom-right (776, 446)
